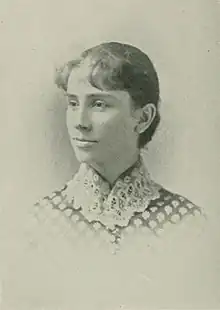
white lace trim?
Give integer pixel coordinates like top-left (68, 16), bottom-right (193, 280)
top-left (64, 159), bottom-right (160, 230)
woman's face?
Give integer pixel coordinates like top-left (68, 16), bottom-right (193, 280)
top-left (66, 63), bottom-right (140, 166)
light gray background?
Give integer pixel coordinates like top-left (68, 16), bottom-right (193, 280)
top-left (0, 0), bottom-right (220, 308)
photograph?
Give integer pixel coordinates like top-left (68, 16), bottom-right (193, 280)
top-left (0, 0), bottom-right (219, 309)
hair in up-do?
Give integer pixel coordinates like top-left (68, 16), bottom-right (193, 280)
top-left (55, 42), bottom-right (160, 147)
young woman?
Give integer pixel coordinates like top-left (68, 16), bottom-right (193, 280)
top-left (31, 42), bottom-right (204, 254)
top-left (2, 42), bottom-right (207, 310)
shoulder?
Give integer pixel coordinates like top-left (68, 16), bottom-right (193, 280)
top-left (35, 183), bottom-right (69, 208)
top-left (26, 182), bottom-right (80, 253)
top-left (154, 186), bottom-right (202, 216)
top-left (33, 182), bottom-right (77, 219)
top-left (145, 185), bottom-right (206, 235)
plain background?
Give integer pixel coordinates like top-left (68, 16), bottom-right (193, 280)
top-left (0, 0), bottom-right (219, 308)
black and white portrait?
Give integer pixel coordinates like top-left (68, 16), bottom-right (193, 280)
top-left (0, 1), bottom-right (219, 309)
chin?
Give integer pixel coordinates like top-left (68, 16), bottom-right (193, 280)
top-left (74, 149), bottom-right (97, 164)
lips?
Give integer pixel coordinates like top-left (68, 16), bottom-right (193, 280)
top-left (74, 138), bottom-right (98, 143)
top-left (73, 138), bottom-right (98, 148)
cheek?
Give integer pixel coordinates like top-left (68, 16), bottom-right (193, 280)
top-left (94, 113), bottom-right (122, 133)
top-left (95, 113), bottom-right (136, 140)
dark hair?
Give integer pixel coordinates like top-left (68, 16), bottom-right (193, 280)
top-left (55, 42), bottom-right (160, 147)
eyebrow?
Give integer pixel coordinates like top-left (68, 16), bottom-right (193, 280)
top-left (65, 93), bottom-right (77, 98)
top-left (65, 93), bottom-right (117, 100)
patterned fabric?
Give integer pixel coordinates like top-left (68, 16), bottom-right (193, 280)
top-left (31, 158), bottom-right (204, 253)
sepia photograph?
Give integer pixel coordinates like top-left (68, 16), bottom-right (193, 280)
top-left (0, 0), bottom-right (219, 309)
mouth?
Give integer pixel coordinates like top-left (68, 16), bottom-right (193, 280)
top-left (73, 138), bottom-right (98, 148)
top-left (74, 138), bottom-right (98, 142)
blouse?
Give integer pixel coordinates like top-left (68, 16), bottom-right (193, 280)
top-left (29, 157), bottom-right (204, 254)
top-left (1, 158), bottom-right (208, 310)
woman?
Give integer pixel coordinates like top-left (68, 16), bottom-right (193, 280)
top-left (30, 41), bottom-right (204, 254)
top-left (3, 42), bottom-right (208, 310)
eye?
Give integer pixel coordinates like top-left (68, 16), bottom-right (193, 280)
top-left (68, 98), bottom-right (79, 108)
top-left (91, 99), bottom-right (108, 110)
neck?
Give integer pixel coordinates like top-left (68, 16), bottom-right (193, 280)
top-left (89, 151), bottom-right (140, 185)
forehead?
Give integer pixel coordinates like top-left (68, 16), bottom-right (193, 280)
top-left (67, 61), bottom-right (130, 101)
top-left (69, 58), bottom-right (93, 84)
top-left (67, 60), bottom-right (98, 94)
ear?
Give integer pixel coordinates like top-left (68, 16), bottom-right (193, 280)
top-left (136, 103), bottom-right (156, 134)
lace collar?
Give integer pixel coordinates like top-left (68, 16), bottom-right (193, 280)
top-left (64, 158), bottom-right (160, 230)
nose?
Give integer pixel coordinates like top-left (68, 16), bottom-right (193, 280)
top-left (74, 106), bottom-right (92, 131)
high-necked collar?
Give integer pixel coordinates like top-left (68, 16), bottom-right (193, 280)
top-left (64, 158), bottom-right (160, 230)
